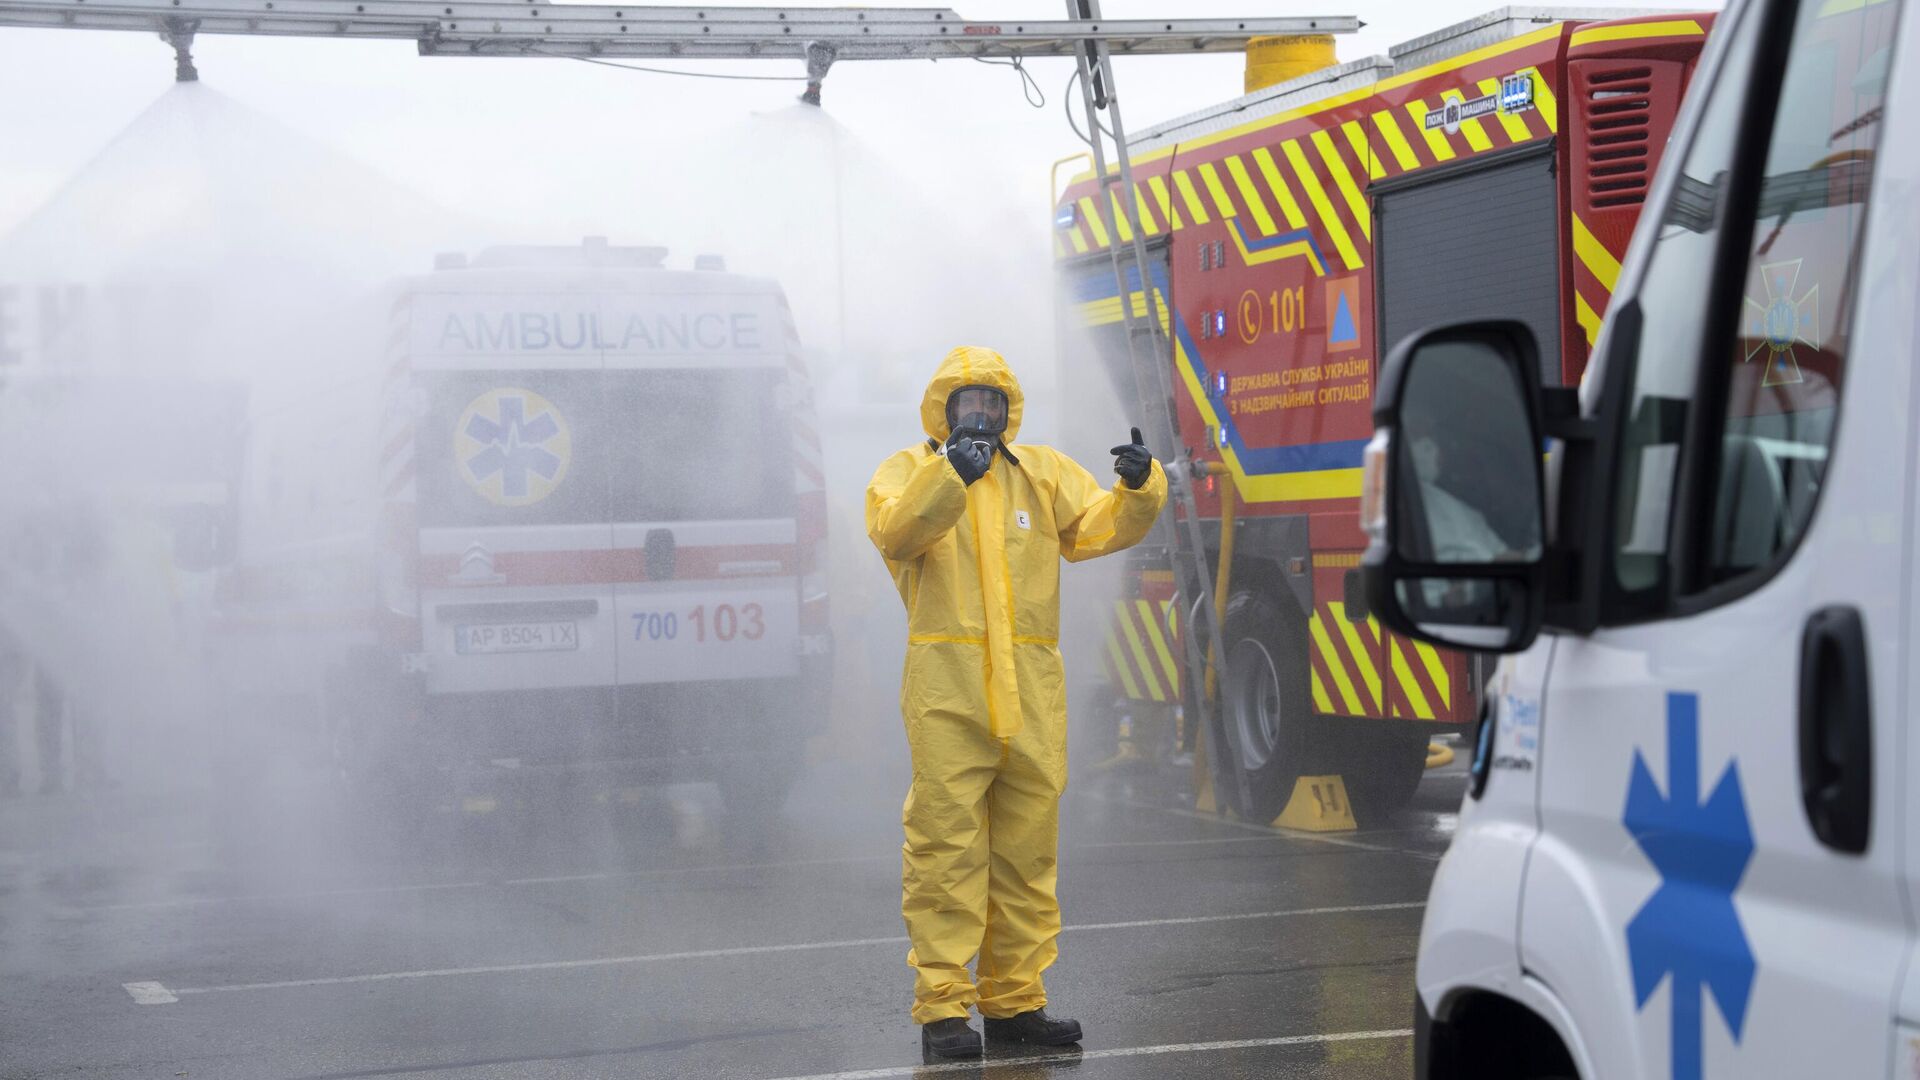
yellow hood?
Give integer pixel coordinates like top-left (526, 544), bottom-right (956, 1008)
top-left (920, 345), bottom-right (1025, 443)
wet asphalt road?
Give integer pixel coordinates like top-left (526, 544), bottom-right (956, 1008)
top-left (0, 750), bottom-right (1466, 1080)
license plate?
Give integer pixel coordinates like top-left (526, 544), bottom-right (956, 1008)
top-left (455, 621), bottom-right (579, 655)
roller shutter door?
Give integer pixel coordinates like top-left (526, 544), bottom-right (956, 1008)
top-left (1375, 146), bottom-right (1563, 387)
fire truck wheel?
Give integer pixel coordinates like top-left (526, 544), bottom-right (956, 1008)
top-left (1338, 732), bottom-right (1430, 825)
top-left (1216, 587), bottom-right (1312, 824)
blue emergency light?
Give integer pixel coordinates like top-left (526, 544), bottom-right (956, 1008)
top-left (1054, 204), bottom-right (1077, 230)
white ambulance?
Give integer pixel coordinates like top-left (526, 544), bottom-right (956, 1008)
top-left (216, 239), bottom-right (831, 817)
top-left (1359, 0), bottom-right (1920, 1075)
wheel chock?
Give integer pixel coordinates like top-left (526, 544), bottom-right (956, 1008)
top-left (1271, 775), bottom-right (1357, 831)
top-left (1426, 741), bottom-right (1455, 769)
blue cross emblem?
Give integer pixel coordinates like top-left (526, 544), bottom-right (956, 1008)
top-left (464, 394), bottom-right (563, 499)
top-left (1624, 692), bottom-right (1756, 1080)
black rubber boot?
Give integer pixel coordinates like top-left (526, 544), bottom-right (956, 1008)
top-left (983, 1008), bottom-right (1083, 1046)
top-left (921, 1017), bottom-right (983, 1060)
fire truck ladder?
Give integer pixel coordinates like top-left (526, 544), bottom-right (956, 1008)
top-left (0, 0), bottom-right (1356, 102)
top-left (1061, 0), bottom-right (1247, 813)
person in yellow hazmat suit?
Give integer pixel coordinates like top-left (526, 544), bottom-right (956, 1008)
top-left (865, 346), bottom-right (1167, 1060)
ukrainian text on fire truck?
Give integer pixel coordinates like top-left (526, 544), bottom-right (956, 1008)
top-left (1227, 357), bottom-right (1371, 415)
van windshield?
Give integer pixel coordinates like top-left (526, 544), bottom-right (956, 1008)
top-left (414, 367), bottom-right (794, 528)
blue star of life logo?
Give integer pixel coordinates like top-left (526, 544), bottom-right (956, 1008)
top-left (454, 387), bottom-right (572, 507)
top-left (1624, 692), bottom-right (1756, 1080)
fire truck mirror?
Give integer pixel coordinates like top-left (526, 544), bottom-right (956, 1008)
top-left (1365, 321), bottom-right (1547, 655)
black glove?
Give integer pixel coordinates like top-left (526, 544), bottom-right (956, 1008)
top-left (1111, 427), bottom-right (1152, 489)
top-left (946, 429), bottom-right (993, 486)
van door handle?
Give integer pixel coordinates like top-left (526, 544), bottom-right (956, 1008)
top-left (1797, 605), bottom-right (1872, 854)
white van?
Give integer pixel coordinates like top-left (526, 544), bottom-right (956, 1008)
top-left (1358, 0), bottom-right (1918, 1075)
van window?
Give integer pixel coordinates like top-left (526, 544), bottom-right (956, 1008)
top-left (1704, 0), bottom-right (1893, 582)
top-left (605, 367), bottom-right (795, 522)
top-left (1606, 0), bottom-right (1901, 609)
top-left (415, 367), bottom-right (796, 529)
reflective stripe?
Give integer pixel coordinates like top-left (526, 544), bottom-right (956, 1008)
top-left (1342, 120), bottom-right (1383, 180)
top-left (1389, 638), bottom-right (1432, 718)
top-left (1173, 170), bottom-right (1213, 225)
top-left (1573, 213), bottom-right (1622, 292)
top-left (1282, 138), bottom-right (1363, 270)
top-left (1148, 174), bottom-right (1184, 231)
top-left (1576, 291), bottom-right (1602, 345)
top-left (1415, 641), bottom-right (1451, 710)
top-left (1197, 162), bottom-right (1240, 221)
top-left (1250, 146), bottom-right (1309, 229)
top-left (1136, 598), bottom-right (1180, 693)
top-left (1327, 602), bottom-right (1382, 713)
top-left (1105, 634), bottom-right (1143, 700)
top-left (1225, 154), bottom-right (1279, 237)
top-left (1569, 18), bottom-right (1704, 48)
top-left (1308, 611), bottom-right (1364, 713)
top-left (1311, 128), bottom-right (1371, 242)
top-left (1372, 110), bottom-right (1421, 172)
top-left (1116, 601), bottom-right (1167, 702)
top-left (1077, 196), bottom-right (1111, 247)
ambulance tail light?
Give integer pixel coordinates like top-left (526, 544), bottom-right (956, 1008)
top-left (1360, 430), bottom-right (1391, 543)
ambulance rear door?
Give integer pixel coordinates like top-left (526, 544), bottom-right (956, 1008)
top-left (411, 288), bottom-right (620, 695)
top-left (604, 286), bottom-right (802, 689)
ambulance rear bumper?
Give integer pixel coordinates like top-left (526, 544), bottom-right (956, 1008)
top-left (415, 665), bottom-right (829, 778)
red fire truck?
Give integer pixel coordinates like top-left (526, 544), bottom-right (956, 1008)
top-left (1054, 9), bottom-right (1714, 822)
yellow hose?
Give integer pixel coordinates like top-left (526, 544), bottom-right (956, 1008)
top-left (1202, 464), bottom-right (1235, 705)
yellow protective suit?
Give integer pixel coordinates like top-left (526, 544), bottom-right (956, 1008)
top-left (866, 346), bottom-right (1167, 1023)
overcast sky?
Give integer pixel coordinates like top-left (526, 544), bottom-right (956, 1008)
top-left (0, 1), bottom-right (1717, 240)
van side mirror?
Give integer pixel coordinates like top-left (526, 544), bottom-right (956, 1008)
top-left (1361, 321), bottom-right (1547, 653)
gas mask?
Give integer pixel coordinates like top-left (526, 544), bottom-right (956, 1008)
top-left (946, 385), bottom-right (1009, 456)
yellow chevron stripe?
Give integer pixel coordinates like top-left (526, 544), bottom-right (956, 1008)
top-left (1576, 291), bottom-right (1602, 345)
top-left (1406, 101), bottom-right (1457, 162)
top-left (1147, 174), bottom-right (1184, 231)
top-left (1372, 111), bottom-right (1421, 172)
top-left (1107, 190), bottom-right (1136, 244)
top-left (1326, 602), bottom-right (1382, 713)
top-left (1223, 224), bottom-right (1327, 276)
top-left (1173, 170), bottom-right (1213, 225)
top-left (1342, 120), bottom-right (1383, 180)
top-left (1077, 196), bottom-right (1111, 248)
top-left (1416, 641), bottom-right (1451, 710)
top-left (1117, 601), bottom-right (1166, 702)
top-left (1197, 162), bottom-right (1240, 221)
top-left (1570, 18), bottom-right (1704, 49)
top-left (1519, 66), bottom-right (1558, 134)
top-left (1312, 128), bottom-right (1371, 242)
top-left (1572, 213), bottom-right (1622, 291)
top-left (1132, 184), bottom-right (1162, 236)
top-left (1053, 235), bottom-right (1067, 259)
top-left (1308, 612), bottom-right (1364, 714)
top-left (1136, 598), bottom-right (1181, 694)
top-left (1105, 632), bottom-right (1144, 699)
top-left (1310, 667), bottom-right (1334, 712)
top-left (1282, 139), bottom-right (1364, 271)
top-left (1390, 638), bottom-right (1434, 719)
top-left (1458, 114), bottom-right (1495, 153)
top-left (1250, 146), bottom-right (1309, 229)
top-left (1479, 77), bottom-right (1535, 142)
top-left (1068, 222), bottom-right (1089, 254)
top-left (1225, 155), bottom-right (1279, 237)
top-left (1365, 617), bottom-right (1382, 647)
